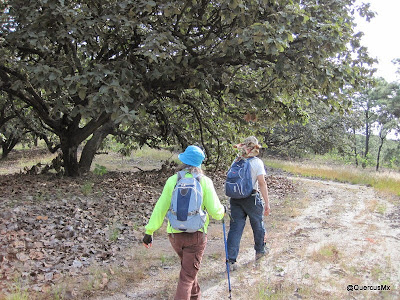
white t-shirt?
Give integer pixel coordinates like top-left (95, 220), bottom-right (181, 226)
top-left (248, 157), bottom-right (266, 190)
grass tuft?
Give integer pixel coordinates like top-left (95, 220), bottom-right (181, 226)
top-left (5, 277), bottom-right (29, 300)
top-left (311, 243), bottom-right (340, 263)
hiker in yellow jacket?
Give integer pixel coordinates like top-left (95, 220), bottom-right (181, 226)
top-left (143, 145), bottom-right (225, 300)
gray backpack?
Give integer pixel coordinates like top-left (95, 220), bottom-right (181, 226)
top-left (167, 170), bottom-right (206, 232)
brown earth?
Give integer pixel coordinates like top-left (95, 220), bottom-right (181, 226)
top-left (1, 149), bottom-right (399, 299)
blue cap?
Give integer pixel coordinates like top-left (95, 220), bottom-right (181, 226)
top-left (178, 145), bottom-right (205, 168)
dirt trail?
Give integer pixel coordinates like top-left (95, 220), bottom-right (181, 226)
top-left (94, 177), bottom-right (400, 300)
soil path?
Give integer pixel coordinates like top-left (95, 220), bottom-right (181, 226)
top-left (93, 177), bottom-right (400, 300)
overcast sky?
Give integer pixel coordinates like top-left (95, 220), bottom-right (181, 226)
top-left (355, 0), bottom-right (400, 82)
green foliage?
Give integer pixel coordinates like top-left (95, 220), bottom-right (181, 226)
top-left (385, 147), bottom-right (400, 168)
top-left (81, 181), bottom-right (93, 196)
top-left (354, 130), bottom-right (400, 169)
top-left (263, 79), bottom-right (400, 170)
top-left (0, 0), bottom-right (376, 175)
top-left (350, 79), bottom-right (400, 169)
top-left (262, 101), bottom-right (355, 158)
top-left (93, 164), bottom-right (107, 176)
top-left (0, 95), bottom-right (46, 158)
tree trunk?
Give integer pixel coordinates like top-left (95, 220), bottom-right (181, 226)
top-left (364, 113), bottom-right (370, 155)
top-left (60, 140), bottom-right (80, 177)
top-left (79, 122), bottom-right (115, 173)
top-left (376, 137), bottom-right (385, 171)
top-left (57, 113), bottom-right (112, 176)
top-left (352, 128), bottom-right (358, 167)
top-left (1, 135), bottom-right (19, 159)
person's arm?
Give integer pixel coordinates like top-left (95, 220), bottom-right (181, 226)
top-left (201, 176), bottom-right (225, 220)
top-left (144, 175), bottom-right (177, 235)
top-left (257, 174), bottom-right (270, 216)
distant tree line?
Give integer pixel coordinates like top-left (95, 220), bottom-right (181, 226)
top-left (261, 78), bottom-right (400, 170)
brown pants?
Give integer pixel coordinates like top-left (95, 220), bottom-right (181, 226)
top-left (168, 232), bottom-right (207, 300)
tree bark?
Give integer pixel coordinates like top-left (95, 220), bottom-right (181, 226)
top-left (79, 122), bottom-right (115, 173)
top-left (57, 113), bottom-right (111, 176)
top-left (352, 128), bottom-right (358, 167)
top-left (1, 138), bottom-right (19, 159)
top-left (364, 110), bottom-right (370, 158)
top-left (61, 142), bottom-right (79, 176)
top-left (376, 136), bottom-right (385, 171)
top-left (362, 110), bottom-right (370, 169)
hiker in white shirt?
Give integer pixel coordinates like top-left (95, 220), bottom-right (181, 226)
top-left (226, 136), bottom-right (270, 271)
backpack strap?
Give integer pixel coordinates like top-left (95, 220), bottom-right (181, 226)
top-left (177, 170), bottom-right (202, 183)
top-left (177, 170), bottom-right (187, 182)
top-left (191, 171), bottom-right (203, 182)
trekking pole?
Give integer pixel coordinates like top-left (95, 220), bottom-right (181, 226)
top-left (222, 217), bottom-right (232, 299)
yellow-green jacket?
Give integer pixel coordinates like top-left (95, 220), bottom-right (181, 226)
top-left (145, 172), bottom-right (224, 235)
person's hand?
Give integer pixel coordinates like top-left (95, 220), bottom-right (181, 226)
top-left (264, 203), bottom-right (270, 216)
top-left (143, 234), bottom-right (153, 248)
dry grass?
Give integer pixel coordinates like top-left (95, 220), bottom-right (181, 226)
top-left (365, 199), bottom-right (388, 215)
top-left (0, 148), bottom-right (57, 175)
top-left (264, 158), bottom-right (400, 196)
top-left (0, 145), bottom-right (178, 175)
top-left (92, 146), bottom-right (179, 172)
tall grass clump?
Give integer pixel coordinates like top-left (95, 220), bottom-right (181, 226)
top-left (264, 158), bottom-right (400, 196)
top-left (372, 177), bottom-right (400, 196)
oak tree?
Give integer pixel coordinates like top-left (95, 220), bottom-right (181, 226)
top-left (0, 0), bottom-right (375, 175)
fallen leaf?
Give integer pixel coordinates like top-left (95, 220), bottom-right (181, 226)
top-left (13, 240), bottom-right (25, 248)
top-left (29, 250), bottom-right (44, 260)
top-left (16, 252), bottom-right (29, 262)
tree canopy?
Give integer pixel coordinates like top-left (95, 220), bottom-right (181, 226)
top-left (0, 0), bottom-right (375, 175)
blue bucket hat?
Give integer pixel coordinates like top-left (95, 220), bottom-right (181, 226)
top-left (178, 145), bottom-right (205, 168)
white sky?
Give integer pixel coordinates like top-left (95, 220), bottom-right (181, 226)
top-left (355, 0), bottom-right (400, 82)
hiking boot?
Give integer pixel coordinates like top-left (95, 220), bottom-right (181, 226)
top-left (255, 247), bottom-right (270, 261)
top-left (255, 252), bottom-right (265, 261)
top-left (229, 261), bottom-right (237, 272)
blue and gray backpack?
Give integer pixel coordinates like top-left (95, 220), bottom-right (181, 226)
top-left (225, 157), bottom-right (255, 199)
top-left (167, 170), bottom-right (207, 232)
